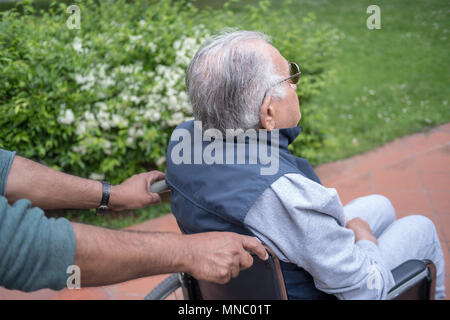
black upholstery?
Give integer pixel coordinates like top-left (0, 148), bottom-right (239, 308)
top-left (182, 248), bottom-right (287, 300)
top-left (391, 260), bottom-right (428, 288)
top-left (387, 259), bottom-right (436, 300)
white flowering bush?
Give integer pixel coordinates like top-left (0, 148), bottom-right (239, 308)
top-left (0, 0), bottom-right (209, 182)
top-left (0, 0), bottom-right (339, 183)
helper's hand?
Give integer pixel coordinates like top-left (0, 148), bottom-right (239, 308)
top-left (109, 171), bottom-right (165, 211)
top-left (182, 232), bottom-right (269, 284)
top-left (345, 217), bottom-right (378, 244)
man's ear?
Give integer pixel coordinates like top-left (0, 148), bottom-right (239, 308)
top-left (259, 95), bottom-right (275, 131)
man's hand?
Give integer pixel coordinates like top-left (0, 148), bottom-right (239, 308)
top-left (109, 171), bottom-right (165, 211)
top-left (345, 217), bottom-right (378, 244)
top-left (181, 232), bottom-right (269, 284)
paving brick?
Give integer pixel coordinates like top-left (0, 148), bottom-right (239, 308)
top-left (330, 172), bottom-right (374, 206)
top-left (51, 287), bottom-right (111, 300)
top-left (108, 273), bottom-right (171, 296)
top-left (320, 172), bottom-right (355, 188)
top-left (107, 293), bottom-right (143, 300)
top-left (441, 242), bottom-right (449, 270)
top-left (415, 144), bottom-right (450, 173)
top-left (432, 216), bottom-right (448, 246)
top-left (428, 191), bottom-right (450, 215)
top-left (342, 149), bottom-right (409, 178)
top-left (420, 171), bottom-right (450, 191)
top-left (405, 131), bottom-right (450, 155)
top-left (314, 160), bottom-right (357, 182)
top-left (0, 288), bottom-right (57, 300)
top-left (378, 190), bottom-right (434, 217)
top-left (436, 213), bottom-right (450, 243)
top-left (372, 157), bottom-right (423, 191)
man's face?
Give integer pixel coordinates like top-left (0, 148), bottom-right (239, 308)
top-left (260, 42), bottom-right (301, 129)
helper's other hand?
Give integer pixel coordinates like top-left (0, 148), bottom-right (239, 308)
top-left (182, 232), bottom-right (269, 284)
top-left (109, 171), bottom-right (165, 211)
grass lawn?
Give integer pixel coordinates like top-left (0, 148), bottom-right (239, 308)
top-left (288, 0), bottom-right (449, 163)
top-left (43, 0), bottom-right (450, 227)
top-left (196, 0), bottom-right (449, 162)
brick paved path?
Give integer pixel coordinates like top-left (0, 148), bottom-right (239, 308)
top-left (1, 123), bottom-right (449, 300)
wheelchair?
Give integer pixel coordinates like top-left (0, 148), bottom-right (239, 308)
top-left (145, 180), bottom-right (437, 300)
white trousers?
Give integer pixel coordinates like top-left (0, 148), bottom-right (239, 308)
top-left (344, 194), bottom-right (446, 300)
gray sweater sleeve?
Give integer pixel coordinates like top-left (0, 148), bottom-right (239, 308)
top-left (244, 173), bottom-right (395, 300)
top-left (0, 196), bottom-right (76, 292)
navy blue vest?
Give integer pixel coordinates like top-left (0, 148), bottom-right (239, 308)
top-left (166, 120), bottom-right (336, 300)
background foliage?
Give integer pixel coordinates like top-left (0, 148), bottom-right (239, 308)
top-left (0, 0), bottom-right (338, 185)
top-left (1, 0), bottom-right (206, 184)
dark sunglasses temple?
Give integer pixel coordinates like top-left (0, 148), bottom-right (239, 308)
top-left (262, 63), bottom-right (301, 104)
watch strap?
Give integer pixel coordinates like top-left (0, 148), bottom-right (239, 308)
top-left (96, 181), bottom-right (111, 215)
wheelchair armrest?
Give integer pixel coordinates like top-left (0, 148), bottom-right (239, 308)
top-left (391, 260), bottom-right (428, 287)
top-left (387, 259), bottom-right (431, 300)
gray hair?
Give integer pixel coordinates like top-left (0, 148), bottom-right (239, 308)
top-left (185, 30), bottom-right (286, 133)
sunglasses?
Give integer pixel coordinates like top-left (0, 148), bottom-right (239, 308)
top-left (282, 62), bottom-right (301, 85)
top-left (261, 62), bottom-right (301, 104)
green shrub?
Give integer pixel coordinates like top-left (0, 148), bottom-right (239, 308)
top-left (0, 0), bottom-right (339, 184)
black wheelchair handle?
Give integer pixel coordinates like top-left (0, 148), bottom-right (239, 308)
top-left (150, 179), bottom-right (169, 194)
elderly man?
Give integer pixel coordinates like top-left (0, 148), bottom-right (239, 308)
top-left (0, 148), bottom-right (268, 292)
top-left (166, 30), bottom-right (445, 299)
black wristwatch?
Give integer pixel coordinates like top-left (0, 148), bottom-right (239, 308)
top-left (96, 181), bottom-right (111, 215)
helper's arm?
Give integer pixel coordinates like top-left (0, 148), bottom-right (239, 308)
top-left (5, 154), bottom-right (164, 211)
top-left (0, 197), bottom-right (268, 291)
top-left (73, 223), bottom-right (267, 287)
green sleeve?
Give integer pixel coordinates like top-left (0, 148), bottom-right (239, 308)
top-left (0, 196), bottom-right (76, 292)
top-left (0, 148), bottom-right (15, 196)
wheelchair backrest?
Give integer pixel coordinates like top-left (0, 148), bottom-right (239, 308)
top-left (181, 247), bottom-right (288, 300)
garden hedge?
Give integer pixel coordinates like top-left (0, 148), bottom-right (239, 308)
top-left (0, 0), bottom-right (340, 183)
